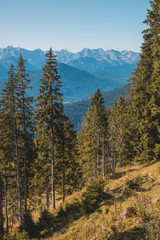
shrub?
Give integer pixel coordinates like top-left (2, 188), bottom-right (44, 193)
top-left (37, 209), bottom-right (54, 237)
top-left (3, 232), bottom-right (15, 240)
top-left (56, 200), bottom-right (81, 224)
top-left (126, 175), bottom-right (143, 191)
top-left (57, 205), bottom-right (68, 218)
top-left (19, 211), bottom-right (37, 239)
top-left (15, 231), bottom-right (30, 240)
top-left (101, 205), bottom-right (109, 214)
top-left (81, 178), bottom-right (110, 215)
top-left (134, 195), bottom-right (152, 223)
top-left (63, 201), bottom-right (81, 215)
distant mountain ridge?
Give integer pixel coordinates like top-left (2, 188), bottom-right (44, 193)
top-left (56, 48), bottom-right (139, 65)
top-left (0, 46), bottom-right (139, 71)
top-left (0, 46), bottom-right (138, 102)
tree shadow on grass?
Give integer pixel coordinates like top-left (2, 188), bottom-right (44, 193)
top-left (110, 168), bottom-right (137, 181)
top-left (108, 227), bottom-right (145, 240)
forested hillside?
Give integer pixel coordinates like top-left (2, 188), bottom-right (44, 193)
top-left (0, 0), bottom-right (160, 239)
top-left (64, 85), bottom-right (129, 131)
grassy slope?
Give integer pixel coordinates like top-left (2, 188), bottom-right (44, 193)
top-left (45, 161), bottom-right (160, 240)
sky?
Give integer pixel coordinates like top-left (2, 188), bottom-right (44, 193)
top-left (0, 0), bottom-right (150, 53)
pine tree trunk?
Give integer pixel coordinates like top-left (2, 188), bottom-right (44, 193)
top-left (62, 165), bottom-right (65, 203)
top-left (51, 128), bottom-right (55, 209)
top-left (22, 97), bottom-right (27, 212)
top-left (46, 180), bottom-right (49, 209)
top-left (16, 162), bottom-right (22, 223)
top-left (15, 132), bottom-right (22, 223)
top-left (111, 147), bottom-right (115, 175)
top-left (0, 174), bottom-right (4, 238)
top-left (102, 135), bottom-right (105, 180)
top-left (120, 115), bottom-right (123, 167)
top-left (96, 137), bottom-right (100, 177)
top-left (24, 147), bottom-right (27, 212)
top-left (50, 86), bottom-right (55, 209)
top-left (4, 174), bottom-right (8, 232)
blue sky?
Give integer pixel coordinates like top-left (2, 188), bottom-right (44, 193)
top-left (0, 0), bottom-right (150, 52)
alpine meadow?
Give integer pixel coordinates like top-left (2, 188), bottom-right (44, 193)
top-left (0, 0), bottom-right (160, 239)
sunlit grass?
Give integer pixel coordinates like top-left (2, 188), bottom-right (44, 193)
top-left (45, 161), bottom-right (160, 240)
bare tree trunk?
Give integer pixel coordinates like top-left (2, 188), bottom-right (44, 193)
top-left (4, 173), bottom-right (8, 232)
top-left (102, 135), bottom-right (105, 180)
top-left (15, 133), bottom-right (22, 223)
top-left (113, 156), bottom-right (116, 175)
top-left (0, 174), bottom-right (4, 238)
top-left (22, 96), bottom-right (27, 212)
top-left (16, 162), bottom-right (22, 223)
top-left (51, 128), bottom-right (55, 209)
top-left (62, 165), bottom-right (65, 203)
top-left (24, 147), bottom-right (27, 212)
top-left (45, 180), bottom-right (49, 209)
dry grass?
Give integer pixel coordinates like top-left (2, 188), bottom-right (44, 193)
top-left (45, 161), bottom-right (160, 240)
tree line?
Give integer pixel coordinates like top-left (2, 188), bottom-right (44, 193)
top-left (0, 49), bottom-right (80, 237)
top-left (78, 0), bottom-right (160, 178)
top-left (0, 0), bottom-right (159, 238)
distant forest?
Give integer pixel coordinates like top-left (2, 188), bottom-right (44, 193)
top-left (64, 85), bottom-right (129, 131)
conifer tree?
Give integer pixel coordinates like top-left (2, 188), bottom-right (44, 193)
top-left (0, 56), bottom-right (34, 224)
top-left (0, 64), bottom-right (22, 223)
top-left (35, 48), bottom-right (63, 209)
top-left (16, 54), bottom-right (34, 213)
top-left (130, 0), bottom-right (160, 162)
top-left (30, 133), bottom-right (51, 210)
top-left (78, 89), bottom-right (108, 181)
top-left (0, 173), bottom-right (4, 238)
top-left (109, 94), bottom-right (135, 168)
top-left (55, 114), bottom-right (79, 202)
top-left (63, 115), bottom-right (80, 196)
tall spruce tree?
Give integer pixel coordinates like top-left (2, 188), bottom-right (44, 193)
top-left (108, 94), bottom-right (135, 168)
top-left (16, 54), bottom-right (34, 213)
top-left (78, 88), bottom-right (108, 181)
top-left (0, 57), bottom-right (34, 224)
top-left (29, 128), bottom-right (53, 210)
top-left (55, 114), bottom-right (79, 202)
top-left (34, 48), bottom-right (63, 209)
top-left (130, 0), bottom-right (160, 162)
top-left (0, 173), bottom-right (4, 238)
top-left (0, 64), bottom-right (22, 224)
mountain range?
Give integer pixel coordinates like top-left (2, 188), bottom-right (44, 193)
top-left (0, 46), bottom-right (139, 102)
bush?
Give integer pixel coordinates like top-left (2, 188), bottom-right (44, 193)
top-left (126, 175), bottom-right (143, 191)
top-left (101, 205), bottom-right (109, 214)
top-left (81, 179), bottom-right (109, 215)
top-left (37, 209), bottom-right (54, 237)
top-left (56, 200), bottom-right (81, 224)
top-left (63, 201), bottom-right (81, 215)
top-left (15, 231), bottom-right (30, 240)
top-left (57, 205), bottom-right (68, 218)
top-left (19, 211), bottom-right (37, 239)
top-left (134, 195), bottom-right (152, 223)
top-left (3, 232), bottom-right (15, 240)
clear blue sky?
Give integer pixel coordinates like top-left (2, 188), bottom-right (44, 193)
top-left (0, 0), bottom-right (150, 52)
